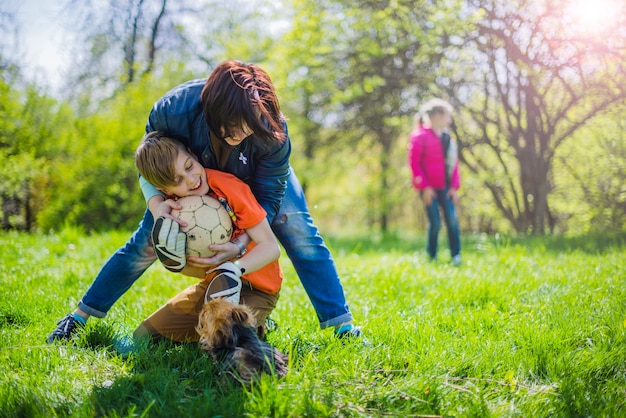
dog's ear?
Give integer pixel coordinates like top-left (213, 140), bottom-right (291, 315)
top-left (230, 306), bottom-right (256, 327)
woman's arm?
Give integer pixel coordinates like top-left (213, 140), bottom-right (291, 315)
top-left (249, 122), bottom-right (292, 222)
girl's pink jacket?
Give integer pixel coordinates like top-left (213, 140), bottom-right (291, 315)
top-left (407, 126), bottom-right (460, 191)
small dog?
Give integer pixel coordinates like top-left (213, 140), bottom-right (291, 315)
top-left (196, 298), bottom-right (288, 383)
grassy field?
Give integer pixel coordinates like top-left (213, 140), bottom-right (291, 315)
top-left (1, 229), bottom-right (625, 417)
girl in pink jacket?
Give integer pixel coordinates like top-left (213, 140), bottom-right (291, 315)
top-left (407, 99), bottom-right (461, 265)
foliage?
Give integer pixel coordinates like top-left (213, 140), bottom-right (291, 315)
top-left (2, 0), bottom-right (626, 235)
top-left (36, 66), bottom-right (196, 232)
top-left (1, 230), bottom-right (626, 416)
top-left (553, 108), bottom-right (626, 233)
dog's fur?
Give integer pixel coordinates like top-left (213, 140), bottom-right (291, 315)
top-left (196, 298), bottom-right (288, 382)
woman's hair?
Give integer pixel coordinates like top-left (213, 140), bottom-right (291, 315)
top-left (201, 60), bottom-right (287, 148)
top-left (415, 98), bottom-right (454, 127)
top-left (135, 131), bottom-right (188, 189)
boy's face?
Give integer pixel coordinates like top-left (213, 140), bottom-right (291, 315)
top-left (159, 150), bottom-right (209, 197)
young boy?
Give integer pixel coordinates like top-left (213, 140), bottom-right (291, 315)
top-left (133, 131), bottom-right (282, 342)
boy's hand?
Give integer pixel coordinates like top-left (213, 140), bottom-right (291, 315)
top-left (205, 261), bottom-right (243, 304)
top-left (186, 242), bottom-right (238, 267)
top-left (152, 217), bottom-right (186, 272)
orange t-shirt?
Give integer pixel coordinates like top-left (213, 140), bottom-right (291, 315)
top-left (203, 169), bottom-right (282, 294)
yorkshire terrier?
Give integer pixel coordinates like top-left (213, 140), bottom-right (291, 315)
top-left (196, 298), bottom-right (288, 383)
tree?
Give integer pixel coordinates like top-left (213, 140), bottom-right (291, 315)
top-left (62, 0), bottom-right (196, 106)
top-left (62, 0), bottom-right (285, 106)
top-left (277, 0), bottom-right (465, 232)
top-left (444, 0), bottom-right (626, 234)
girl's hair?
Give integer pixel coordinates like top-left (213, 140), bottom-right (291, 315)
top-left (201, 60), bottom-right (287, 148)
top-left (414, 98), bottom-right (454, 127)
top-left (135, 131), bottom-right (188, 189)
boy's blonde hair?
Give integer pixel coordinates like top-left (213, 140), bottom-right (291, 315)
top-left (135, 131), bottom-right (189, 189)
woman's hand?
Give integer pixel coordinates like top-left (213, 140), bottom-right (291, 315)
top-left (149, 196), bottom-right (186, 226)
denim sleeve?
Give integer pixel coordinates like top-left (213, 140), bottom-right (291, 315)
top-left (251, 123), bottom-right (292, 221)
top-left (145, 79), bottom-right (206, 150)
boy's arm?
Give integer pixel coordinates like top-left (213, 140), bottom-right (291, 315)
top-left (203, 218), bottom-right (280, 305)
top-left (231, 219), bottom-right (280, 274)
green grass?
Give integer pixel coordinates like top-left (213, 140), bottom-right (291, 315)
top-left (1, 228), bottom-right (625, 417)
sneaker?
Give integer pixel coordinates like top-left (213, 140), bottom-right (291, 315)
top-left (451, 254), bottom-right (462, 266)
top-left (335, 325), bottom-right (371, 347)
top-left (113, 335), bottom-right (135, 357)
top-left (264, 317), bottom-right (278, 333)
top-left (47, 314), bottom-right (83, 343)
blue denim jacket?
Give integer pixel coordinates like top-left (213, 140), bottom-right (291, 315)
top-left (144, 79), bottom-right (292, 221)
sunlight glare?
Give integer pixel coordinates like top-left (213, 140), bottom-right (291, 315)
top-left (565, 0), bottom-right (621, 35)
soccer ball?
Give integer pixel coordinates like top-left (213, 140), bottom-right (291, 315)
top-left (171, 195), bottom-right (234, 258)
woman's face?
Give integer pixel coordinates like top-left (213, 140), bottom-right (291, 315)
top-left (221, 122), bottom-right (254, 146)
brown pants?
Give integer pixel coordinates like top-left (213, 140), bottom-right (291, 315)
top-left (135, 279), bottom-right (279, 342)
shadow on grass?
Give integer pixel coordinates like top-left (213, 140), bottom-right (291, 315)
top-left (77, 327), bottom-right (249, 417)
top-left (76, 322), bottom-right (326, 417)
top-left (324, 231), bottom-right (626, 255)
top-left (79, 324), bottom-right (339, 416)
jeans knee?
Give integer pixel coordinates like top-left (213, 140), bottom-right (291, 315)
top-left (446, 217), bottom-right (459, 232)
top-left (272, 212), bottom-right (327, 258)
top-left (429, 220), bottom-right (441, 232)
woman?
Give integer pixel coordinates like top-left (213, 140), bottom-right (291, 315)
top-left (47, 61), bottom-right (366, 343)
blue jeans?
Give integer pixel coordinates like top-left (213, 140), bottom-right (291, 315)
top-left (79, 170), bottom-right (352, 329)
top-left (424, 188), bottom-right (461, 260)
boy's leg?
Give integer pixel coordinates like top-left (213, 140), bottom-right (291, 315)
top-left (240, 286), bottom-right (280, 339)
top-left (440, 189), bottom-right (461, 259)
top-left (425, 193), bottom-right (442, 260)
top-left (270, 170), bottom-right (353, 330)
top-left (135, 281), bottom-right (279, 343)
top-left (48, 210), bottom-right (157, 343)
top-left (135, 281), bottom-right (209, 343)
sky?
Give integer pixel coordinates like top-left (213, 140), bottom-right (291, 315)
top-left (7, 0), bottom-right (71, 93)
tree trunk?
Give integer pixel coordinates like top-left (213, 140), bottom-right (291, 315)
top-left (379, 150), bottom-right (390, 232)
top-left (378, 125), bottom-right (396, 233)
top-left (532, 180), bottom-right (549, 235)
